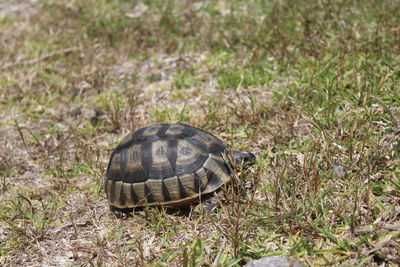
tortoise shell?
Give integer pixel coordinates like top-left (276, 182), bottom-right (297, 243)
top-left (105, 123), bottom-right (233, 208)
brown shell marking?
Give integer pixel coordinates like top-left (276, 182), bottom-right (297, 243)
top-left (105, 124), bottom-right (231, 208)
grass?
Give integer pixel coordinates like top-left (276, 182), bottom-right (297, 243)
top-left (0, 0), bottom-right (399, 265)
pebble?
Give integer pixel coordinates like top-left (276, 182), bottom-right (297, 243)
top-left (333, 165), bottom-right (346, 177)
top-left (244, 256), bottom-right (305, 267)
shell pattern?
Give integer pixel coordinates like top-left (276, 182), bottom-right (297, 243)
top-left (105, 124), bottom-right (232, 208)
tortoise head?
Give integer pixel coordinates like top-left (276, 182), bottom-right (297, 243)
top-left (233, 150), bottom-right (256, 166)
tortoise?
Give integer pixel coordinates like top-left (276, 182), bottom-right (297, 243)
top-left (105, 123), bottom-right (256, 209)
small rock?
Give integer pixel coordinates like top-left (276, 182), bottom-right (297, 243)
top-left (244, 256), bottom-right (305, 267)
top-left (333, 165), bottom-right (346, 177)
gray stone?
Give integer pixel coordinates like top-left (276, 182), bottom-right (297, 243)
top-left (333, 165), bottom-right (346, 177)
top-left (244, 256), bottom-right (305, 267)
